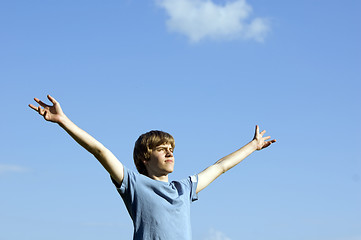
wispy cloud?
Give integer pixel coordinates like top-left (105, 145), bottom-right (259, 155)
top-left (0, 164), bottom-right (29, 174)
top-left (156, 0), bottom-right (270, 43)
top-left (204, 228), bottom-right (231, 240)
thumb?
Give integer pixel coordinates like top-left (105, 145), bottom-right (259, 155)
top-left (47, 95), bottom-right (57, 105)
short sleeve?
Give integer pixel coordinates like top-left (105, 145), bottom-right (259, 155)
top-left (110, 166), bottom-right (135, 195)
top-left (178, 174), bottom-right (199, 202)
top-left (189, 174), bottom-right (199, 202)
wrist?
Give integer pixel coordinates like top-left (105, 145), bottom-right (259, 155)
top-left (57, 114), bottom-right (69, 126)
top-left (249, 139), bottom-right (258, 151)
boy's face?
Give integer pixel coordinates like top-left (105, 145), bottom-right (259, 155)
top-left (145, 143), bottom-right (174, 176)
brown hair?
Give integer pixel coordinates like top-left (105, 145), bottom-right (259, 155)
top-left (133, 130), bottom-right (175, 175)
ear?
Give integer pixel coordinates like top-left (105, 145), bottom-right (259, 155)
top-left (144, 149), bottom-right (151, 159)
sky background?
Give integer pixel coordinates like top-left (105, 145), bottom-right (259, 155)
top-left (1, 0), bottom-right (360, 239)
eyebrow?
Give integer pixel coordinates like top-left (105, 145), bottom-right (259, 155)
top-left (155, 145), bottom-right (173, 150)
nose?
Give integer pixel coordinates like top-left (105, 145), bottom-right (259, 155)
top-left (166, 148), bottom-right (173, 156)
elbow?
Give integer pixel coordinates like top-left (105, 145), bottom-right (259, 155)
top-left (215, 162), bottom-right (228, 175)
top-left (92, 146), bottom-right (107, 159)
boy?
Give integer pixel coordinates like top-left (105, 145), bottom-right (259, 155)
top-left (29, 95), bottom-right (276, 240)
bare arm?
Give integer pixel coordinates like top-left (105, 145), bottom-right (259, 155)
top-left (196, 125), bottom-right (276, 193)
top-left (29, 95), bottom-right (124, 185)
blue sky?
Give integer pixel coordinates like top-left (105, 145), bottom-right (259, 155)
top-left (1, 0), bottom-right (360, 239)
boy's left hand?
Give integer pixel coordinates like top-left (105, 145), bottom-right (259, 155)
top-left (253, 125), bottom-right (276, 150)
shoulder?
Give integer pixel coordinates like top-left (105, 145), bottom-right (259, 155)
top-left (173, 174), bottom-right (199, 202)
top-left (176, 174), bottom-right (198, 186)
top-left (111, 165), bottom-right (139, 191)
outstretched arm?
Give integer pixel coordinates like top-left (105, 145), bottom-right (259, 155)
top-left (29, 95), bottom-right (124, 185)
top-left (196, 125), bottom-right (276, 193)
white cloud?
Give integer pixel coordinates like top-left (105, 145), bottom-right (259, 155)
top-left (204, 228), bottom-right (231, 240)
top-left (156, 0), bottom-right (270, 43)
top-left (0, 164), bottom-right (28, 174)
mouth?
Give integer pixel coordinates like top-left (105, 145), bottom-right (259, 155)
top-left (165, 160), bottom-right (174, 163)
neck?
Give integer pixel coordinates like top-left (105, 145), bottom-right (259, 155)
top-left (147, 173), bottom-right (169, 182)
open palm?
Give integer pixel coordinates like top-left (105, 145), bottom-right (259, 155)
top-left (29, 95), bottom-right (64, 123)
top-left (253, 125), bottom-right (276, 150)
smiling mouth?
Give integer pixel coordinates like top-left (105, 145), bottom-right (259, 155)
top-left (165, 160), bottom-right (174, 163)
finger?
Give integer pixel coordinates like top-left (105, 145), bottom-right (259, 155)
top-left (28, 104), bottom-right (38, 111)
top-left (47, 95), bottom-right (57, 104)
top-left (255, 125), bottom-right (259, 135)
top-left (43, 110), bottom-right (48, 120)
top-left (34, 98), bottom-right (50, 108)
top-left (260, 130), bottom-right (266, 136)
top-left (265, 139), bottom-right (276, 147)
top-left (38, 106), bottom-right (45, 115)
top-left (263, 136), bottom-right (271, 141)
top-left (39, 100), bottom-right (50, 108)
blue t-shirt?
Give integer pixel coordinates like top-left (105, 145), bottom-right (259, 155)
top-left (112, 166), bottom-right (198, 240)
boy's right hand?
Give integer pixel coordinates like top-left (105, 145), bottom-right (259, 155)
top-left (29, 95), bottom-right (65, 123)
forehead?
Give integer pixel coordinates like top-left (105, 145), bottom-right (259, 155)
top-left (155, 143), bottom-right (173, 148)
